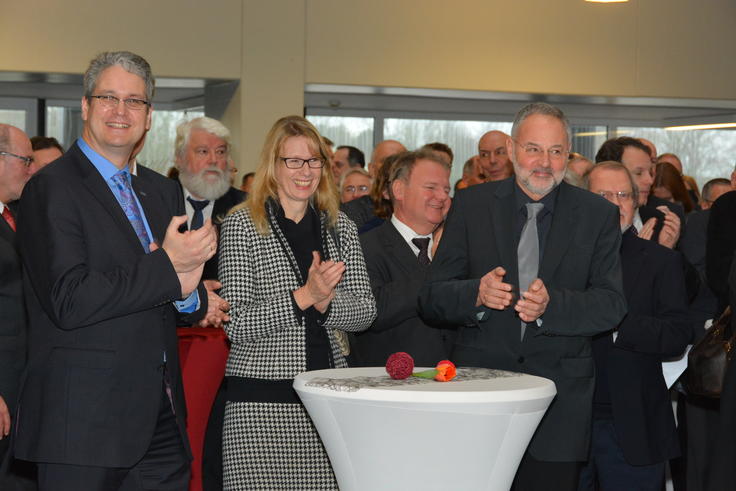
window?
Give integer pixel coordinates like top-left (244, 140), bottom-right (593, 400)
top-left (306, 115), bottom-right (374, 158)
top-left (616, 126), bottom-right (736, 191)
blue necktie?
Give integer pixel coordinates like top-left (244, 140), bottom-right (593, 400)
top-left (187, 197), bottom-right (210, 230)
top-left (110, 171), bottom-right (150, 250)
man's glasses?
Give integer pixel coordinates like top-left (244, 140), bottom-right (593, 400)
top-left (280, 157), bottom-right (324, 169)
top-left (513, 140), bottom-right (568, 161)
top-left (343, 185), bottom-right (369, 194)
top-left (88, 94), bottom-right (150, 111)
top-left (596, 190), bottom-right (633, 202)
top-left (0, 151), bottom-right (34, 167)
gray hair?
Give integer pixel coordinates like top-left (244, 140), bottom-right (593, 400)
top-left (387, 149), bottom-right (451, 201)
top-left (702, 178), bottom-right (731, 202)
top-left (0, 124), bottom-right (9, 151)
top-left (175, 116), bottom-right (231, 159)
top-left (511, 102), bottom-right (572, 146)
top-left (339, 167), bottom-right (371, 190)
top-left (584, 160), bottom-right (640, 208)
top-left (83, 51), bottom-right (155, 102)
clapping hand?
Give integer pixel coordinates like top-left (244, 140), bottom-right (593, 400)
top-left (294, 251), bottom-right (345, 313)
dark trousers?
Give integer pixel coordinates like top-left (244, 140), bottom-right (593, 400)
top-left (37, 385), bottom-right (189, 491)
top-left (578, 417), bottom-right (664, 491)
top-left (512, 451), bottom-right (582, 491)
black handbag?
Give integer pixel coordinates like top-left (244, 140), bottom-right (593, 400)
top-left (685, 306), bottom-right (734, 398)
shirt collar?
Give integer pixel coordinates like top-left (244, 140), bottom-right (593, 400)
top-left (514, 180), bottom-right (559, 215)
top-left (78, 137), bottom-right (127, 182)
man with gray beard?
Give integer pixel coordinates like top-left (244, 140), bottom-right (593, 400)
top-left (175, 117), bottom-right (246, 281)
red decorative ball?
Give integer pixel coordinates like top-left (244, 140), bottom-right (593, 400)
top-left (386, 352), bottom-right (414, 380)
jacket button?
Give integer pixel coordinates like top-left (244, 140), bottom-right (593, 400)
top-left (517, 356), bottom-right (525, 364)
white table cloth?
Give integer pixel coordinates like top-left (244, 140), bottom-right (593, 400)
top-left (294, 367), bottom-right (556, 491)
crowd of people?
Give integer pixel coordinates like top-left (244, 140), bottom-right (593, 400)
top-left (1, 50), bottom-right (736, 491)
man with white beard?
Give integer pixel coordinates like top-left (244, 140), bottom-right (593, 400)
top-left (175, 117), bottom-right (246, 281)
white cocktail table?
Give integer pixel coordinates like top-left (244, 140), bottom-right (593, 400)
top-left (294, 367), bottom-right (556, 491)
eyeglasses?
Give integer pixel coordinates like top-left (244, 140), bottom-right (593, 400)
top-left (513, 139), bottom-right (568, 160)
top-left (280, 157), bottom-right (324, 169)
top-left (596, 190), bottom-right (634, 202)
top-left (0, 151), bottom-right (34, 167)
top-left (343, 185), bottom-right (370, 194)
top-left (88, 94), bottom-right (150, 111)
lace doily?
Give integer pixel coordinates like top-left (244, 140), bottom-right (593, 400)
top-left (305, 367), bottom-right (522, 392)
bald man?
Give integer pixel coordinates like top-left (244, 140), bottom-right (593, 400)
top-left (0, 124), bottom-right (37, 488)
top-left (478, 130), bottom-right (513, 181)
top-left (368, 140), bottom-right (406, 177)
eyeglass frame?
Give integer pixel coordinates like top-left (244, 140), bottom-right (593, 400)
top-left (0, 151), bottom-right (34, 167)
top-left (596, 190), bottom-right (634, 202)
top-left (280, 157), bottom-right (325, 169)
top-left (88, 94), bottom-right (151, 111)
top-left (511, 139), bottom-right (569, 160)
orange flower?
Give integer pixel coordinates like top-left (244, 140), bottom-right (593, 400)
top-left (434, 360), bottom-right (457, 382)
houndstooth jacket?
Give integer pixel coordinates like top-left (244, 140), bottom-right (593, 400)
top-left (219, 203), bottom-right (376, 380)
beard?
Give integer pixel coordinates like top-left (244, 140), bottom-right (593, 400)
top-left (179, 165), bottom-right (231, 201)
top-left (515, 166), bottom-right (562, 197)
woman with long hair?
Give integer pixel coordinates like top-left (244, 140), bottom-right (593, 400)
top-left (652, 161), bottom-right (695, 214)
top-left (218, 115), bottom-right (376, 489)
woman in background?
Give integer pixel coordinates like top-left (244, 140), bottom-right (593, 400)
top-left (652, 161), bottom-right (695, 214)
top-left (218, 115), bottom-right (376, 489)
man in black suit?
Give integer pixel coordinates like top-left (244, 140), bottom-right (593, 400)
top-left (174, 116), bottom-right (246, 283)
top-left (15, 51), bottom-right (220, 491)
top-left (0, 124), bottom-right (36, 489)
top-left (418, 102), bottom-right (626, 491)
top-left (595, 136), bottom-right (682, 248)
top-left (353, 150), bottom-right (453, 366)
top-left (579, 161), bottom-right (691, 490)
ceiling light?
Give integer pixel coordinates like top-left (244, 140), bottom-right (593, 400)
top-left (586, 0), bottom-right (629, 3)
top-left (665, 122), bottom-right (736, 131)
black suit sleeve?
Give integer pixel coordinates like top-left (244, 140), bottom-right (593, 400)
top-left (616, 250), bottom-right (692, 357)
top-left (418, 193), bottom-right (484, 326)
top-left (706, 192), bottom-right (736, 312)
top-left (19, 172), bottom-right (184, 330)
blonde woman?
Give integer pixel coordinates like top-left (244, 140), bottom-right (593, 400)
top-left (218, 115), bottom-right (376, 489)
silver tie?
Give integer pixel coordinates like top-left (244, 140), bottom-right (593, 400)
top-left (517, 203), bottom-right (544, 341)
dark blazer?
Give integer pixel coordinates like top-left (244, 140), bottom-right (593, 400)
top-left (15, 143), bottom-right (205, 468)
top-left (597, 230), bottom-right (691, 465)
top-left (179, 184), bottom-right (245, 281)
top-left (681, 209), bottom-right (719, 330)
top-left (706, 190), bottom-right (736, 314)
top-left (353, 220), bottom-right (455, 367)
top-left (0, 208), bottom-right (26, 470)
top-left (418, 178), bottom-right (626, 462)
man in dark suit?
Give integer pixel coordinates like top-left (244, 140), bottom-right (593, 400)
top-left (174, 116), bottom-right (246, 283)
top-left (0, 124), bottom-right (37, 489)
top-left (579, 161), bottom-right (691, 490)
top-left (15, 51), bottom-right (219, 491)
top-left (418, 103), bottom-right (626, 491)
top-left (174, 118), bottom-right (243, 490)
top-left (353, 149), bottom-right (453, 366)
top-left (595, 136), bottom-right (682, 248)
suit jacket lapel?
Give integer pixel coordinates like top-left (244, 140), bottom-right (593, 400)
top-left (132, 174), bottom-right (168, 246)
top-left (0, 217), bottom-right (15, 247)
top-left (492, 180), bottom-right (518, 284)
top-left (74, 145), bottom-right (148, 253)
top-left (540, 182), bottom-right (577, 279)
top-left (383, 222), bottom-right (426, 275)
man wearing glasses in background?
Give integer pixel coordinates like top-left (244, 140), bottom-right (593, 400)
top-left (0, 124), bottom-right (37, 489)
top-left (420, 102), bottom-right (626, 491)
top-left (580, 162), bottom-right (690, 491)
top-left (14, 51), bottom-right (221, 491)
